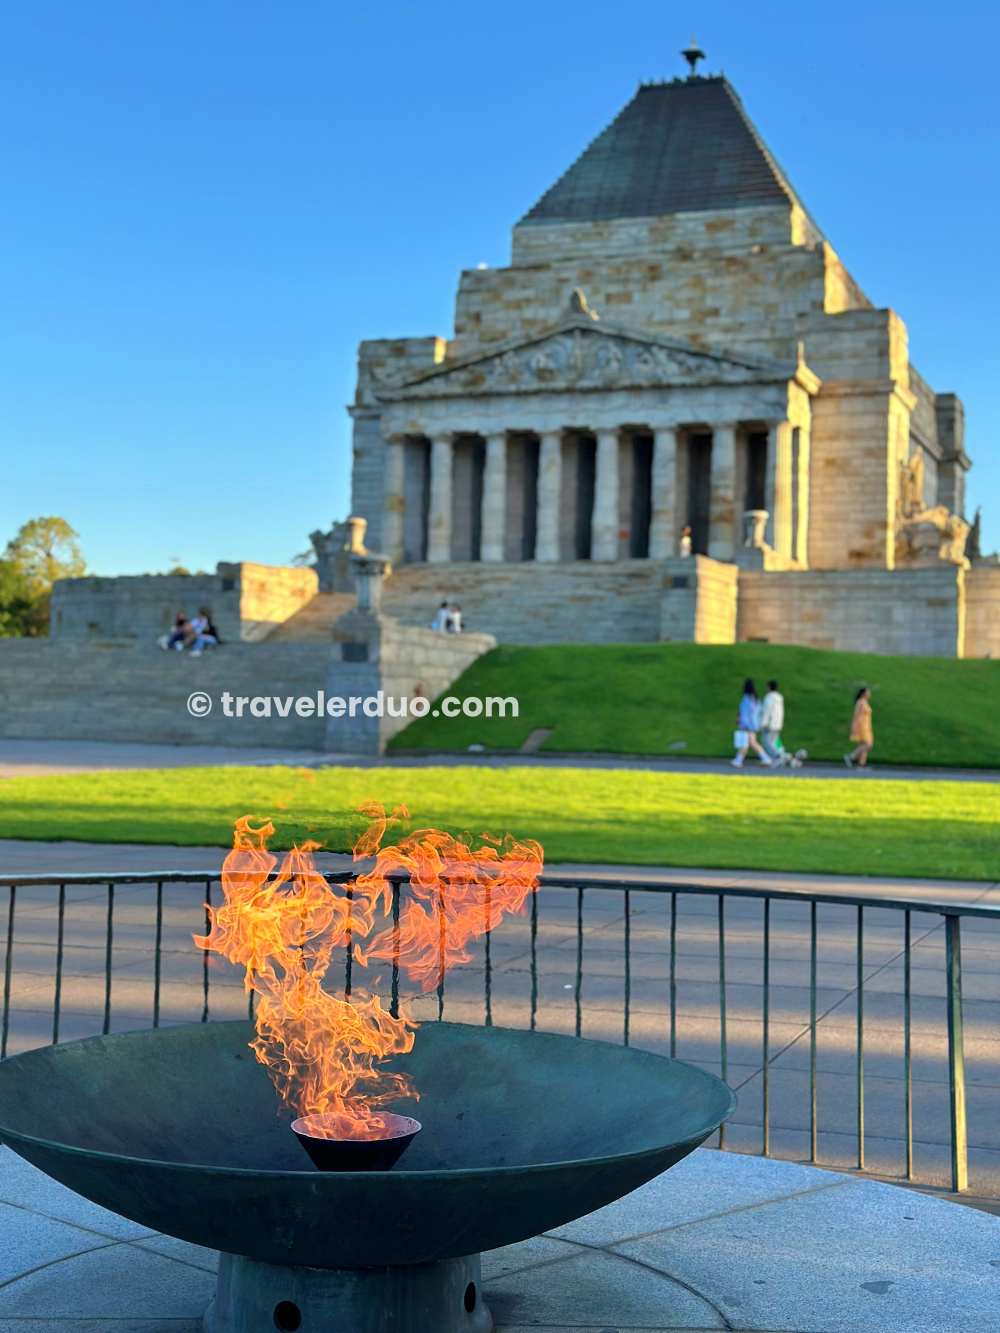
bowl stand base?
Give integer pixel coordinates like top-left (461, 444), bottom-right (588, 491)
top-left (204, 1249), bottom-right (493, 1333)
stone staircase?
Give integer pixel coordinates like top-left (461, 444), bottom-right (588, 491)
top-left (264, 592), bottom-right (355, 641)
top-left (382, 561), bottom-right (664, 643)
top-left (262, 563), bottom-right (665, 645)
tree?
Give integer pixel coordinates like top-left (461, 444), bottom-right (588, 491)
top-left (0, 560), bottom-right (48, 636)
top-left (4, 516), bottom-right (86, 595)
top-left (0, 517), bottom-right (86, 637)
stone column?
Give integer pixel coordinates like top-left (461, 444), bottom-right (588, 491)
top-left (426, 432), bottom-right (454, 564)
top-left (382, 439), bottom-right (406, 565)
top-left (764, 423), bottom-right (777, 549)
top-left (766, 420), bottom-right (793, 557)
top-left (708, 422), bottom-right (738, 562)
top-left (592, 428), bottom-right (620, 561)
top-left (535, 430), bottom-right (563, 562)
top-left (649, 426), bottom-right (678, 559)
top-left (480, 432), bottom-right (508, 562)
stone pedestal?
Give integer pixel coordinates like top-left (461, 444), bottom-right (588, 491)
top-left (350, 552), bottom-right (391, 613)
top-left (328, 608), bottom-right (496, 754)
top-left (205, 1251), bottom-right (491, 1333)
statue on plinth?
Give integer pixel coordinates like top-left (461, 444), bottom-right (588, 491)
top-left (309, 517), bottom-right (368, 591)
top-left (895, 451), bottom-right (970, 567)
top-left (743, 510), bottom-right (769, 549)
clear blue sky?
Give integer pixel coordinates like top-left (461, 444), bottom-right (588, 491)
top-left (2, 1), bottom-right (997, 574)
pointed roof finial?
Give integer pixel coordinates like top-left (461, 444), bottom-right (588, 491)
top-left (681, 36), bottom-right (705, 77)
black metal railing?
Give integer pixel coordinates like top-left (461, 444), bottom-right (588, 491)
top-left (0, 870), bottom-right (991, 1196)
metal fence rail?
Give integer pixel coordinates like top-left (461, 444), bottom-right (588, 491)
top-left (0, 870), bottom-right (991, 1196)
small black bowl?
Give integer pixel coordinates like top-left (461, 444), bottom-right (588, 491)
top-left (291, 1111), bottom-right (422, 1172)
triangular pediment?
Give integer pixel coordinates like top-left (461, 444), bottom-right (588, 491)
top-left (374, 317), bottom-right (793, 401)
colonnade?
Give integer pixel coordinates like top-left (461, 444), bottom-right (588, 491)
top-left (383, 420), bottom-right (801, 565)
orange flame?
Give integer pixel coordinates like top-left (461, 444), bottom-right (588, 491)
top-left (195, 807), bottom-right (543, 1140)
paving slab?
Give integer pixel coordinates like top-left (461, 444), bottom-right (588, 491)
top-left (1, 1146), bottom-right (998, 1330)
top-left (615, 1171), bottom-right (1000, 1332)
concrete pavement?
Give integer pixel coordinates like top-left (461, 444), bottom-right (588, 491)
top-left (2, 1147), bottom-right (998, 1330)
top-left (1, 737), bottom-right (997, 783)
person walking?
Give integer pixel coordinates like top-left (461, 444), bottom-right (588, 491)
top-left (731, 679), bottom-right (772, 768)
top-left (845, 686), bottom-right (874, 769)
top-left (758, 679), bottom-right (785, 763)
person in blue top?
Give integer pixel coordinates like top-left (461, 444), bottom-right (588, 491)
top-left (731, 678), bottom-right (773, 768)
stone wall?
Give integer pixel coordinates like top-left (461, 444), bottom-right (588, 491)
top-left (49, 563), bottom-right (317, 644)
top-left (350, 412), bottom-right (388, 553)
top-left (453, 231), bottom-right (830, 366)
top-left (737, 566), bottom-right (964, 656)
top-left (659, 557), bottom-right (738, 644)
top-left (935, 394), bottom-right (968, 516)
top-left (51, 571), bottom-right (239, 642)
top-left (965, 566), bottom-right (1000, 658)
top-left (328, 611), bottom-right (496, 754)
top-left (695, 559), bottom-right (739, 643)
top-left (807, 386), bottom-right (900, 570)
top-left (510, 206), bottom-right (809, 264)
top-left (237, 564), bottom-right (319, 641)
top-left (0, 641), bottom-right (332, 747)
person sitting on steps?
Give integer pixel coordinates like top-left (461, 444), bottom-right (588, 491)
top-left (188, 607), bottom-right (221, 657)
top-left (159, 612), bottom-right (189, 651)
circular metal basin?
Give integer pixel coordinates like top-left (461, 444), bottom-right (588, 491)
top-left (0, 1020), bottom-right (734, 1268)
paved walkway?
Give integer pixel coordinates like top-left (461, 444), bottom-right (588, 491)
top-left (0, 739), bottom-right (324, 778)
top-left (0, 1146), bottom-right (996, 1330)
top-left (1, 738), bottom-right (997, 783)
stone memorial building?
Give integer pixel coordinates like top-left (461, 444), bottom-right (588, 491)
top-left (348, 51), bottom-right (998, 657)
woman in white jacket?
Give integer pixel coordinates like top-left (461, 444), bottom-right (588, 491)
top-left (758, 680), bottom-right (785, 762)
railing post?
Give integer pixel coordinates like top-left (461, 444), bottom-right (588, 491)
top-left (945, 914), bottom-right (968, 1193)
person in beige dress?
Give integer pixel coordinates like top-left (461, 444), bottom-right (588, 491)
top-left (845, 687), bottom-right (873, 769)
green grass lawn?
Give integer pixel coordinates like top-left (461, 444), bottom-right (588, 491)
top-left (388, 642), bottom-right (1000, 769)
top-left (1, 764), bottom-right (996, 880)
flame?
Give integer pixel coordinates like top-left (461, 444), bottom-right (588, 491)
top-left (195, 807), bottom-right (543, 1140)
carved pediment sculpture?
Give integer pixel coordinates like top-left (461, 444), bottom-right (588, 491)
top-left (375, 319), bottom-right (791, 401)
